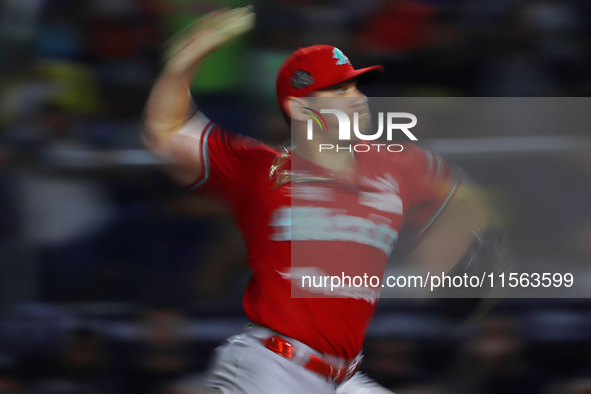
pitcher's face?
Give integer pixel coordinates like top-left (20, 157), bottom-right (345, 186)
top-left (309, 79), bottom-right (371, 137)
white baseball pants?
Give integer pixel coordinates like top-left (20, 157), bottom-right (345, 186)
top-left (203, 323), bottom-right (394, 394)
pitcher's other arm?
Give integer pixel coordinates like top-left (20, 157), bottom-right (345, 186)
top-left (404, 179), bottom-right (502, 274)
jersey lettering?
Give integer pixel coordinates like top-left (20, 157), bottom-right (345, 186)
top-left (269, 206), bottom-right (398, 254)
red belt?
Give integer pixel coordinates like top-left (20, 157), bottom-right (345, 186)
top-left (262, 335), bottom-right (361, 385)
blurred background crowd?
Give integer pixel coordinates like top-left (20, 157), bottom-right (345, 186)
top-left (1, 0), bottom-right (591, 393)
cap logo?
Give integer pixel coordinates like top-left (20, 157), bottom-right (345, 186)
top-left (291, 69), bottom-right (314, 89)
top-left (332, 48), bottom-right (351, 66)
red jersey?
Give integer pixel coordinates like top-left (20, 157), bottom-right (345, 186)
top-left (187, 120), bottom-right (459, 360)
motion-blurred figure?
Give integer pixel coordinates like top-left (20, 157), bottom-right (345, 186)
top-left (142, 5), bottom-right (503, 393)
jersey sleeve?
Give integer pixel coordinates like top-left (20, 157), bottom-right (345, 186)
top-left (402, 143), bottom-right (461, 242)
top-left (181, 114), bottom-right (273, 205)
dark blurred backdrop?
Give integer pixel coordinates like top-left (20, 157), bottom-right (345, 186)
top-left (1, 0), bottom-right (591, 393)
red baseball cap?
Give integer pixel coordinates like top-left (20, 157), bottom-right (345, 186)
top-left (276, 45), bottom-right (384, 111)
